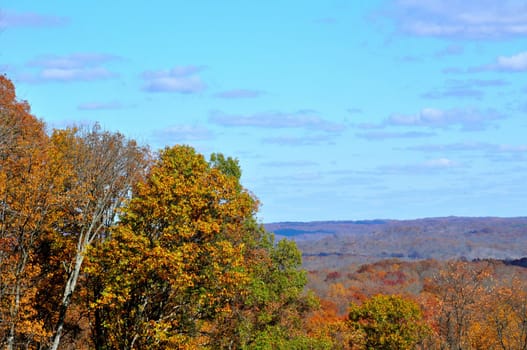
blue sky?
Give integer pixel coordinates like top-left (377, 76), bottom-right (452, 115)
top-left (1, 1), bottom-right (526, 222)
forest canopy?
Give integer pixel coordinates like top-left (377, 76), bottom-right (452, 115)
top-left (2, 75), bottom-right (527, 350)
top-left (0, 75), bottom-right (322, 349)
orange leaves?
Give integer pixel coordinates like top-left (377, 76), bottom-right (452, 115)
top-left (468, 279), bottom-right (527, 349)
top-left (0, 75), bottom-right (56, 348)
top-left (1, 76), bottom-right (318, 348)
top-left (305, 298), bottom-right (352, 348)
top-left (1, 75), bottom-right (150, 349)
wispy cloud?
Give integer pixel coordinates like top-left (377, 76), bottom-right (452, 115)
top-left (422, 89), bottom-right (483, 100)
top-left (435, 44), bottom-right (464, 57)
top-left (262, 135), bottom-right (336, 146)
top-left (385, 107), bottom-right (502, 131)
top-left (474, 51), bottom-right (527, 72)
top-left (386, 1), bottom-right (527, 39)
top-left (214, 89), bottom-right (263, 99)
top-left (77, 101), bottom-right (126, 110)
top-left (210, 110), bottom-right (345, 132)
top-left (407, 141), bottom-right (527, 164)
top-left (356, 131), bottom-right (435, 140)
top-left (0, 10), bottom-right (68, 28)
top-left (421, 79), bottom-right (508, 100)
top-left (442, 67), bottom-right (464, 74)
top-left (18, 53), bottom-right (120, 83)
top-left (152, 125), bottom-right (213, 143)
top-left (262, 172), bottom-right (323, 184)
top-left (354, 122), bottom-right (385, 130)
top-left (141, 66), bottom-right (206, 93)
top-left (423, 158), bottom-right (460, 168)
top-left (35, 68), bottom-right (116, 82)
top-left (28, 53), bottom-right (119, 69)
top-left (496, 52), bottom-right (527, 71)
top-left (408, 141), bottom-right (527, 154)
top-left (498, 145), bottom-right (527, 152)
top-left (398, 55), bottom-right (423, 63)
top-left (261, 160), bottom-right (318, 167)
top-left (380, 157), bottom-right (464, 174)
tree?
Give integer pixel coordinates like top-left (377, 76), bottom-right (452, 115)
top-left (218, 233), bottom-right (323, 349)
top-left (47, 125), bottom-right (148, 350)
top-left (305, 298), bottom-right (352, 350)
top-left (1, 75), bottom-right (320, 348)
top-left (348, 295), bottom-right (430, 350)
top-left (88, 145), bottom-right (257, 349)
top-left (468, 277), bottom-right (527, 350)
top-left (0, 75), bottom-right (55, 349)
top-left (88, 145), bottom-right (321, 349)
top-left (1, 76), bottom-right (147, 349)
top-left (426, 261), bottom-right (492, 350)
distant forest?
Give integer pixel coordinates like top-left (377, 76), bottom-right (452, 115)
top-left (2, 74), bottom-right (527, 349)
top-left (266, 217), bottom-right (527, 268)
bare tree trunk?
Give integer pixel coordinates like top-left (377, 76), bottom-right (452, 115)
top-left (50, 252), bottom-right (84, 350)
top-left (47, 125), bottom-right (147, 349)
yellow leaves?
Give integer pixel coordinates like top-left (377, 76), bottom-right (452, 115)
top-left (472, 281), bottom-right (527, 349)
top-left (83, 145), bottom-right (267, 348)
top-left (123, 146), bottom-right (257, 247)
top-left (348, 294), bottom-right (431, 350)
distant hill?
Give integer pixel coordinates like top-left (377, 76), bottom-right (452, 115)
top-left (264, 217), bottom-right (527, 269)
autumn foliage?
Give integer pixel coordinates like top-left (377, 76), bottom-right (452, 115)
top-left (2, 75), bottom-right (527, 349)
top-left (0, 75), bottom-right (51, 349)
top-left (0, 76), bottom-right (322, 349)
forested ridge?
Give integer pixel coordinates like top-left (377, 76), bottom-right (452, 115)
top-left (266, 218), bottom-right (527, 270)
top-left (2, 75), bottom-right (527, 349)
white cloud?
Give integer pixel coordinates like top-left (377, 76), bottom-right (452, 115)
top-left (142, 66), bottom-right (206, 93)
top-left (142, 66), bottom-right (203, 79)
top-left (386, 107), bottom-right (502, 131)
top-left (422, 79), bottom-right (507, 100)
top-left (379, 157), bottom-right (464, 174)
top-left (356, 131), bottom-right (435, 140)
top-left (424, 158), bottom-right (458, 168)
top-left (210, 110), bottom-right (345, 133)
top-left (143, 76), bottom-right (205, 93)
top-left (78, 101), bottom-right (125, 110)
top-left (28, 53), bottom-right (120, 69)
top-left (406, 142), bottom-right (527, 163)
top-left (496, 52), bottom-right (527, 71)
top-left (471, 51), bottom-right (527, 72)
top-left (498, 145), bottom-right (527, 152)
top-left (408, 142), bottom-right (527, 154)
top-left (17, 53), bottom-right (120, 83)
top-left (152, 125), bottom-right (213, 142)
top-left (262, 135), bottom-right (335, 146)
top-left (41, 67), bottom-right (116, 81)
top-left (387, 0), bottom-right (527, 39)
top-left (0, 10), bottom-right (68, 28)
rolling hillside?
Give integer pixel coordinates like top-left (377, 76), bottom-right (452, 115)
top-left (265, 217), bottom-right (527, 269)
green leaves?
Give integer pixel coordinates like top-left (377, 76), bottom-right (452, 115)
top-left (88, 145), bottom-right (261, 348)
top-left (348, 295), bottom-right (430, 350)
top-left (1, 75), bottom-right (318, 349)
top-left (86, 145), bottom-right (320, 349)
top-left (209, 153), bottom-right (242, 181)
